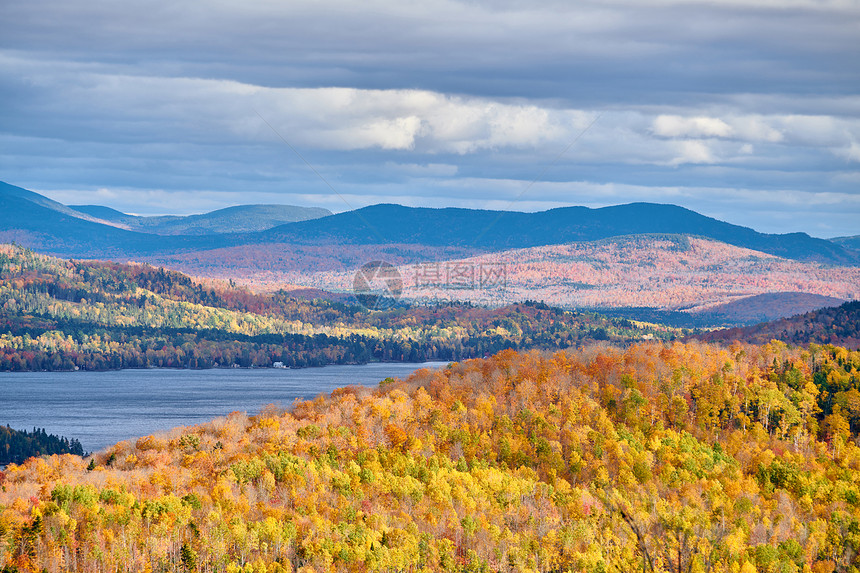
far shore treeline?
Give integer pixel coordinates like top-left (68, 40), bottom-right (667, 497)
top-left (0, 244), bottom-right (678, 372)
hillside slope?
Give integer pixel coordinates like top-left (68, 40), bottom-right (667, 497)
top-left (264, 235), bottom-right (860, 321)
top-left (0, 182), bottom-right (178, 256)
top-left (695, 299), bottom-right (860, 348)
top-left (0, 181), bottom-right (107, 223)
top-left (691, 292), bottom-right (847, 325)
top-left (0, 183), bottom-right (330, 256)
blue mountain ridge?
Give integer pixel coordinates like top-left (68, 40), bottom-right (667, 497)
top-left (0, 181), bottom-right (857, 265)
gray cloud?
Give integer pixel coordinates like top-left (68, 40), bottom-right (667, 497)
top-left (1, 0), bottom-right (858, 236)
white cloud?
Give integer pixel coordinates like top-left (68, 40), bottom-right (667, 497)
top-left (382, 163), bottom-right (459, 176)
top-left (669, 140), bottom-right (717, 165)
top-left (777, 115), bottom-right (845, 146)
top-left (255, 87), bottom-right (587, 153)
top-left (653, 115), bottom-right (733, 138)
top-left (837, 141), bottom-right (860, 163)
top-left (0, 60), bottom-right (590, 154)
top-left (727, 117), bottom-right (784, 143)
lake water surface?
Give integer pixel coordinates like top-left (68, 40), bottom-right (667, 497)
top-left (0, 362), bottom-right (446, 453)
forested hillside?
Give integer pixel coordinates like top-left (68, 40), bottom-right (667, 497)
top-left (246, 236), bottom-right (860, 320)
top-left (0, 244), bottom-right (671, 371)
top-left (698, 300), bottom-right (860, 349)
top-left (1, 341), bottom-right (859, 571)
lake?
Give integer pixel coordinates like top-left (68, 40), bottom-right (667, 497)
top-left (0, 362), bottom-right (446, 453)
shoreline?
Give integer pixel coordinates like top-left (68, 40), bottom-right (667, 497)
top-left (0, 359), bottom-right (451, 375)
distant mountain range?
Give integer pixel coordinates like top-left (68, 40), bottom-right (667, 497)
top-left (0, 181), bottom-right (168, 256)
top-left (0, 181), bottom-right (331, 255)
top-left (69, 203), bottom-right (331, 235)
top-left (1, 181), bottom-right (858, 267)
top-left (832, 235), bottom-right (860, 252)
top-left (272, 234), bottom-right (857, 325)
top-left (259, 203), bottom-right (860, 266)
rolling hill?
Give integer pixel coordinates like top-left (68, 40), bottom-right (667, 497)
top-left (694, 299), bottom-right (860, 348)
top-left (0, 182), bottom-right (329, 256)
top-left (2, 181), bottom-right (857, 325)
top-left (231, 235), bottom-right (860, 324)
top-left (0, 243), bottom-right (675, 372)
top-left (3, 342), bottom-right (860, 571)
top-left (688, 291), bottom-right (847, 325)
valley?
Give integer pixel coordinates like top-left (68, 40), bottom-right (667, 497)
top-left (0, 185), bottom-right (857, 572)
top-left (1, 180), bottom-right (858, 573)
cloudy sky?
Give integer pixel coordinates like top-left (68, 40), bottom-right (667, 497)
top-left (1, 0), bottom-right (858, 237)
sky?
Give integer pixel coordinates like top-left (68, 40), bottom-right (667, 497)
top-left (1, 0), bottom-right (859, 238)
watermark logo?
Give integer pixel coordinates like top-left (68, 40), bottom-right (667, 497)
top-left (353, 261), bottom-right (402, 310)
top-left (354, 260), bottom-right (508, 309)
top-left (411, 261), bottom-right (508, 307)
top-left (413, 261), bottom-right (507, 291)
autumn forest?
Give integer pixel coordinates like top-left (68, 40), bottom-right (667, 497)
top-left (2, 241), bottom-right (860, 572)
top-left (1, 341), bottom-right (860, 572)
top-left (3, 0), bottom-right (859, 567)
